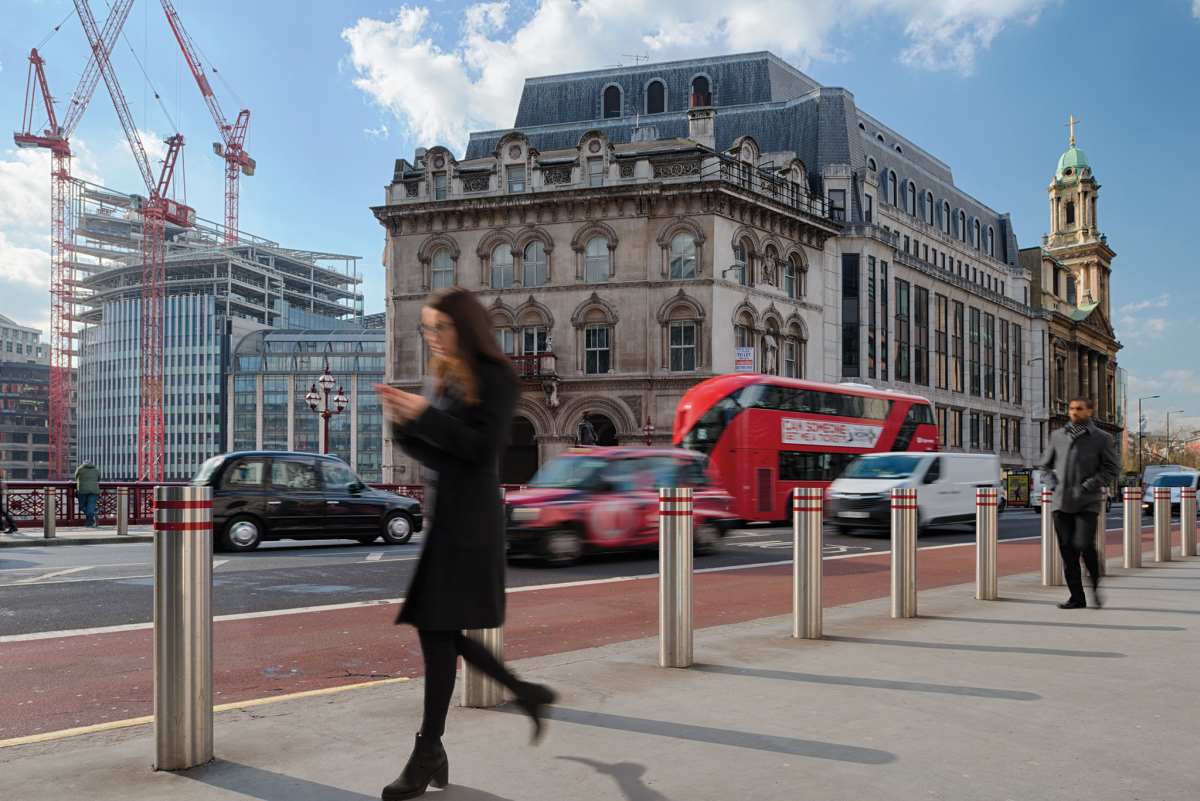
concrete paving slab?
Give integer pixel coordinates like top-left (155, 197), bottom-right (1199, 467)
top-left (0, 526), bottom-right (154, 547)
top-left (2, 560), bottom-right (1197, 801)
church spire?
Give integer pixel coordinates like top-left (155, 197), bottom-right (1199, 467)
top-left (1066, 113), bottom-right (1079, 147)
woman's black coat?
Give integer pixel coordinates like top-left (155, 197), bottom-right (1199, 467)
top-left (391, 359), bottom-right (515, 631)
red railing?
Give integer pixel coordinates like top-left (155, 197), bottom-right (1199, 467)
top-left (509, 352), bottom-right (556, 380)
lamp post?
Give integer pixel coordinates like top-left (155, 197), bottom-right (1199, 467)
top-left (642, 415), bottom-right (656, 446)
top-left (304, 357), bottom-right (348, 455)
top-left (1137, 394), bottom-right (1161, 477)
top-left (1166, 410), bottom-right (1185, 464)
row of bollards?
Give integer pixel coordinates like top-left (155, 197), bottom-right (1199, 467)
top-left (38, 486), bottom-right (131, 535)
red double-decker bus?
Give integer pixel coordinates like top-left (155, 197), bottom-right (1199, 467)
top-left (673, 375), bottom-right (938, 523)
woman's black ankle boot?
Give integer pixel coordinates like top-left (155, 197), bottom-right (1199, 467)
top-left (514, 681), bottom-right (558, 745)
top-left (382, 733), bottom-right (449, 800)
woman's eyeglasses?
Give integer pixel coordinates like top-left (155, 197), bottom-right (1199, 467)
top-left (417, 322), bottom-right (455, 336)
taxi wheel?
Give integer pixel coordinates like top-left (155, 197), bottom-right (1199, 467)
top-left (694, 522), bottom-right (720, 555)
top-left (541, 529), bottom-right (584, 567)
top-left (223, 515), bottom-right (262, 552)
top-left (381, 512), bottom-right (415, 545)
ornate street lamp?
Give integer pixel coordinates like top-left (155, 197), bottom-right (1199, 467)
top-left (642, 415), bottom-right (656, 447)
top-left (306, 356), bottom-right (349, 454)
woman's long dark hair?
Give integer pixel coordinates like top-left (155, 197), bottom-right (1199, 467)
top-left (427, 287), bottom-right (515, 404)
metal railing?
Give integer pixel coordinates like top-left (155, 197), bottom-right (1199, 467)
top-left (509, 352), bottom-right (557, 380)
top-left (700, 154), bottom-right (830, 219)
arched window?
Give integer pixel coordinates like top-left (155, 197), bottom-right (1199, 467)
top-left (1065, 201), bottom-right (1076, 225)
top-left (734, 311), bottom-right (755, 370)
top-left (867, 157), bottom-right (877, 172)
top-left (886, 170), bottom-right (898, 206)
top-left (732, 240), bottom-right (750, 286)
top-left (784, 253), bottom-right (807, 299)
top-left (690, 75), bottom-right (711, 107)
top-left (784, 322), bottom-right (807, 378)
top-left (523, 241), bottom-right (547, 287)
top-left (924, 191), bottom-right (934, 226)
top-left (957, 210), bottom-right (966, 242)
top-left (646, 80), bottom-right (666, 114)
top-left (973, 219), bottom-right (981, 250)
top-left (491, 245), bottom-right (514, 289)
top-left (602, 85), bottom-right (621, 119)
top-left (905, 182), bottom-right (916, 216)
top-left (431, 248), bottom-right (454, 289)
top-left (987, 226), bottom-right (995, 257)
top-left (941, 201), bottom-right (951, 234)
top-left (585, 236), bottom-right (610, 282)
top-left (669, 233), bottom-right (696, 279)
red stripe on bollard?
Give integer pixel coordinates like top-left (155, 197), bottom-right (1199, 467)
top-left (155, 500), bottom-right (213, 510)
top-left (154, 521), bottom-right (214, 532)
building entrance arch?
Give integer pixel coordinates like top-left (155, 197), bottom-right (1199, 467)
top-left (502, 416), bottom-right (539, 484)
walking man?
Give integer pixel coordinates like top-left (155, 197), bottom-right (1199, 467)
top-left (0, 468), bottom-right (18, 534)
top-left (74, 460), bottom-right (101, 528)
top-left (1037, 397), bottom-right (1119, 609)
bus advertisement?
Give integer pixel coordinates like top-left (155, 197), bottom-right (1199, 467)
top-left (673, 375), bottom-right (938, 523)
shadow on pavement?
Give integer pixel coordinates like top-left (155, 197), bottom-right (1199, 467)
top-left (691, 663), bottom-right (1039, 701)
top-left (824, 635), bottom-right (1124, 658)
top-left (557, 756), bottom-right (671, 801)
top-left (921, 615), bottom-right (1185, 632)
top-left (498, 705), bottom-right (895, 765)
top-left (1093, 585), bottom-right (1200, 592)
top-left (1002, 597), bottom-right (1200, 615)
top-left (183, 760), bottom-right (518, 801)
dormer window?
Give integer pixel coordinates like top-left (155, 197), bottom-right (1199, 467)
top-left (602, 85), bottom-right (621, 118)
top-left (433, 173), bottom-right (447, 200)
top-left (646, 80), bottom-right (666, 114)
top-left (690, 76), bottom-right (711, 108)
top-left (506, 165), bottom-right (526, 194)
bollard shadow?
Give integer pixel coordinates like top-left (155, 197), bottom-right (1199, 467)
top-left (1107, 574), bottom-right (1200, 580)
top-left (1002, 597), bottom-right (1200, 615)
top-left (496, 705), bottom-right (895, 765)
top-left (921, 615), bottom-right (1184, 632)
top-left (691, 663), bottom-right (1039, 701)
top-left (1091, 585), bottom-right (1200, 592)
top-left (557, 756), bottom-right (671, 801)
top-left (824, 635), bottom-right (1124, 658)
top-left (181, 760), bottom-right (519, 801)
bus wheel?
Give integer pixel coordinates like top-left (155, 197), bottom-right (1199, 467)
top-left (694, 522), bottom-right (720, 555)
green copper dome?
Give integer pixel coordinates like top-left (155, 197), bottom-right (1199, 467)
top-left (1056, 145), bottom-right (1089, 179)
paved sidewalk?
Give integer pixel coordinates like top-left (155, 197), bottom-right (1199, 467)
top-left (3, 557), bottom-right (1197, 801)
top-left (0, 525), bottom-right (154, 547)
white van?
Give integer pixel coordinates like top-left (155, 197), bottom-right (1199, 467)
top-left (826, 452), bottom-right (1001, 533)
top-left (1141, 470), bottom-right (1200, 514)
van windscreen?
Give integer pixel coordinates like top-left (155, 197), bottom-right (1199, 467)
top-left (843, 454), bottom-right (922, 480)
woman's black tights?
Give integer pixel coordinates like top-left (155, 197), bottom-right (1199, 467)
top-left (418, 629), bottom-right (522, 741)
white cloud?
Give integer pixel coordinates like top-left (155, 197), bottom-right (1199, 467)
top-left (1119, 294), bottom-right (1170, 315)
top-left (364, 123), bottom-right (391, 139)
top-left (342, 0), bottom-right (1050, 152)
top-left (0, 230), bottom-right (49, 289)
top-left (1193, 0), bottom-right (1199, 19)
top-left (1118, 294), bottom-right (1172, 342)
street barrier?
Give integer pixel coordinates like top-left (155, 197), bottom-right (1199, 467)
top-left (792, 487), bottom-right (823, 639)
top-left (462, 487), bottom-right (506, 708)
top-left (1040, 489), bottom-right (1063, 586)
top-left (1181, 488), bottom-right (1197, 558)
top-left (975, 487), bottom-right (998, 601)
top-left (153, 485), bottom-right (213, 771)
top-left (890, 488), bottom-right (918, 619)
top-left (116, 486), bottom-right (130, 536)
top-left (1123, 487), bottom-right (1142, 569)
top-left (42, 487), bottom-right (55, 540)
top-left (1153, 487), bottom-right (1172, 563)
top-left (659, 487), bottom-right (693, 668)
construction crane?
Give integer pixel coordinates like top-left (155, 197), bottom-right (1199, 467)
top-left (13, 0), bottom-right (135, 479)
top-left (73, 0), bottom-right (195, 482)
top-left (160, 0), bottom-right (254, 243)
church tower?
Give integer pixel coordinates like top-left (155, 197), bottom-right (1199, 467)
top-left (1044, 115), bottom-right (1116, 319)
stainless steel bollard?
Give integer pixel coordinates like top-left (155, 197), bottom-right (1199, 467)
top-left (792, 487), bottom-right (823, 639)
top-left (460, 627), bottom-right (505, 708)
top-left (116, 486), bottom-right (130, 536)
top-left (153, 485), bottom-right (213, 771)
top-left (1040, 489), bottom-right (1063, 586)
top-left (1181, 488), bottom-right (1197, 558)
top-left (42, 488), bottom-right (56, 540)
top-left (1153, 486), bottom-right (1172, 563)
top-left (975, 487), bottom-right (998, 601)
top-left (1122, 487), bottom-right (1142, 569)
top-left (658, 487), bottom-right (693, 668)
top-left (890, 488), bottom-right (918, 619)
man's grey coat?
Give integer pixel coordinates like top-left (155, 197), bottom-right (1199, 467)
top-left (1037, 422), bottom-right (1119, 514)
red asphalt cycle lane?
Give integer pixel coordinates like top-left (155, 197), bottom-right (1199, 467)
top-left (0, 529), bottom-right (1166, 741)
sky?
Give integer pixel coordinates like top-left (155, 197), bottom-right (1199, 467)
top-left (2, 0), bottom-right (1198, 432)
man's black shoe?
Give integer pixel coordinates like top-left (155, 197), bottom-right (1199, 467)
top-left (1058, 599), bottom-right (1087, 609)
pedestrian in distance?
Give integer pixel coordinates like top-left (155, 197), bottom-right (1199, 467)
top-left (1037, 397), bottom-right (1119, 609)
top-left (577, 413), bottom-right (598, 446)
top-left (376, 286), bottom-right (557, 801)
top-left (74, 460), bottom-right (101, 528)
top-left (1, 468), bottom-right (18, 534)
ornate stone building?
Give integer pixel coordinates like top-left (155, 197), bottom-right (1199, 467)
top-left (1021, 120), bottom-right (1122, 449)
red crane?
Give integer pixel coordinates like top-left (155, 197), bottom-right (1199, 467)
top-left (73, 0), bottom-right (195, 482)
top-left (13, 0), bottom-right (136, 478)
top-left (160, 0), bottom-right (254, 243)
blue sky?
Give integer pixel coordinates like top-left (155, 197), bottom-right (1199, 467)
top-left (2, 0), bottom-right (1198, 430)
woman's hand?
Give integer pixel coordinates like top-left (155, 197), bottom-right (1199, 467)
top-left (376, 384), bottom-right (430, 424)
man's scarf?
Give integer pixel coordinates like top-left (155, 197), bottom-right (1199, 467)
top-left (1064, 421), bottom-right (1089, 440)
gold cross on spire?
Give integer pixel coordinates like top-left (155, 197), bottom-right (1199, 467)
top-left (1066, 113), bottom-right (1080, 147)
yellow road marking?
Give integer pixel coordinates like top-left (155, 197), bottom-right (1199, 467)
top-left (0, 676), bottom-right (410, 749)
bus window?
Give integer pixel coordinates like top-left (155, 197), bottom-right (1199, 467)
top-left (778, 452), bottom-right (857, 482)
top-left (681, 390), bottom-right (746, 455)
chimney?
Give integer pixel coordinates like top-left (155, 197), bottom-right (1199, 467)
top-left (687, 107), bottom-right (715, 150)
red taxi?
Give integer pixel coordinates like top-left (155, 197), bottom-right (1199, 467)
top-left (505, 448), bottom-right (737, 566)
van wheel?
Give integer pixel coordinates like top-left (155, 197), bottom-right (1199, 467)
top-left (223, 515), bottom-right (263, 552)
top-left (694, 522), bottom-right (720, 555)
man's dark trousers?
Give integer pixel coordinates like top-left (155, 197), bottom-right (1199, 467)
top-left (1053, 509), bottom-right (1101, 604)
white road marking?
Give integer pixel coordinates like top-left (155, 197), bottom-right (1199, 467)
top-left (365, 552), bottom-right (383, 562)
top-left (212, 560), bottom-right (229, 569)
top-left (16, 566), bottom-right (91, 584)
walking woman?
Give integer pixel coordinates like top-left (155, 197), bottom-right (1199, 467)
top-left (377, 287), bottom-right (557, 801)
